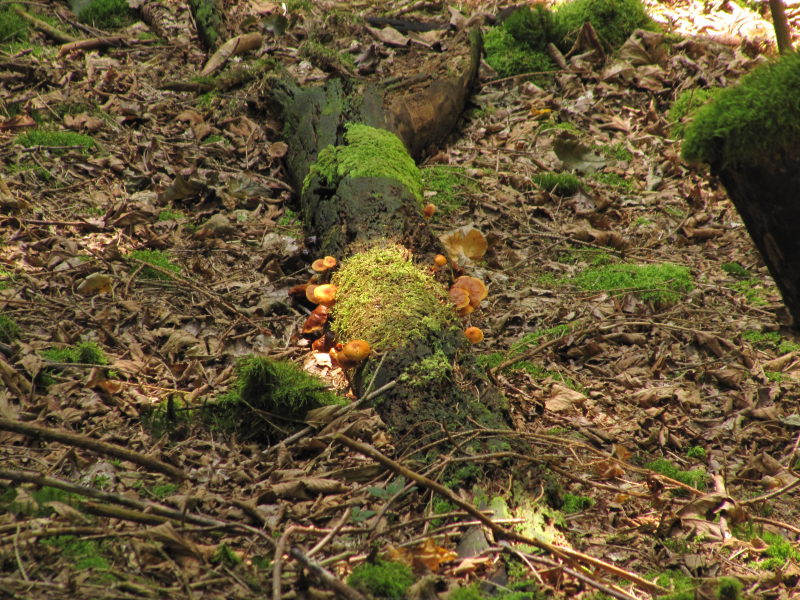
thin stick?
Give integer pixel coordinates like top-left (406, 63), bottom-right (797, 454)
top-left (335, 435), bottom-right (667, 595)
top-left (0, 417), bottom-right (186, 481)
top-left (290, 547), bottom-right (368, 600)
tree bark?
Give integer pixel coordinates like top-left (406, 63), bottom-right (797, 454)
top-left (714, 155), bottom-right (800, 325)
top-left (269, 30), bottom-right (513, 445)
top-left (768, 0), bottom-right (793, 54)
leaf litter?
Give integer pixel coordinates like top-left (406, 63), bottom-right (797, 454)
top-left (1, 0), bottom-right (800, 598)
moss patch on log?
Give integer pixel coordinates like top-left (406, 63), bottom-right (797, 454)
top-left (303, 123), bottom-right (423, 203)
top-left (682, 52), bottom-right (800, 169)
top-left (331, 245), bottom-right (456, 352)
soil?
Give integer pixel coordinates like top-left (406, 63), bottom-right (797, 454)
top-left (2, 0), bottom-right (800, 598)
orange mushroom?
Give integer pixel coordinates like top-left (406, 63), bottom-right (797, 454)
top-left (434, 254), bottom-right (447, 267)
top-left (423, 203), bottom-right (437, 218)
top-left (313, 283), bottom-right (337, 306)
top-left (451, 276), bottom-right (488, 309)
top-left (305, 284), bottom-right (319, 304)
top-left (322, 256), bottom-right (337, 269)
top-left (448, 286), bottom-right (470, 310)
top-left (465, 326), bottom-right (484, 344)
top-left (331, 339), bottom-right (371, 369)
top-left (302, 304), bottom-right (329, 335)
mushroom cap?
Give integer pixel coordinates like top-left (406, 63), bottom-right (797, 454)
top-left (423, 203), bottom-right (437, 218)
top-left (302, 304), bottom-right (329, 334)
top-left (457, 304), bottom-right (475, 317)
top-left (342, 339), bottom-right (371, 362)
top-left (465, 326), bottom-right (484, 343)
top-left (322, 256), bottom-right (338, 269)
top-left (313, 283), bottom-right (337, 306)
top-left (311, 258), bottom-right (329, 272)
top-left (305, 284), bottom-right (319, 304)
top-left (448, 286), bottom-right (470, 310)
top-left (452, 276), bottom-right (488, 303)
top-left (434, 254), bottom-right (447, 267)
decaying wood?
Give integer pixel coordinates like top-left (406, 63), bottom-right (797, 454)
top-left (715, 160), bottom-right (800, 325)
top-left (270, 28), bottom-right (511, 442)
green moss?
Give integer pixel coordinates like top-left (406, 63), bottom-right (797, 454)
top-left (682, 52), bottom-right (800, 168)
top-left (421, 165), bottom-right (477, 213)
top-left (188, 0), bottom-right (222, 48)
top-left (668, 87), bottom-right (722, 138)
top-left (41, 536), bottom-right (109, 571)
top-left (595, 142), bottom-right (633, 161)
top-left (0, 313), bottom-right (20, 343)
top-left (276, 207), bottom-right (303, 238)
top-left (555, 0), bottom-right (654, 50)
top-left (721, 261), bottom-right (750, 278)
top-left (1, 485), bottom-right (84, 517)
top-left (686, 446), bottom-right (706, 460)
top-left (574, 262), bottom-right (693, 305)
top-left (505, 5), bottom-right (558, 49)
top-left (15, 129), bottom-right (96, 153)
top-left (42, 341), bottom-right (108, 365)
top-left (646, 458), bottom-right (707, 490)
top-left (484, 26), bottom-right (555, 78)
top-left (532, 172), bottom-right (585, 195)
top-left (538, 120), bottom-right (580, 134)
top-left (450, 584), bottom-right (484, 600)
top-left (347, 560), bottom-right (415, 600)
top-left (0, 6), bottom-right (29, 43)
top-left (562, 492), bottom-right (594, 514)
top-left (729, 279), bottom-right (771, 306)
top-left (331, 245), bottom-right (456, 352)
top-left (157, 209), bottom-right (185, 221)
top-left (228, 355), bottom-right (340, 418)
top-left (299, 40), bottom-right (355, 74)
top-left (75, 0), bottom-right (132, 29)
top-left (212, 544), bottom-right (242, 566)
top-left (651, 569), bottom-right (694, 600)
top-left (0, 268), bottom-right (14, 290)
top-left (588, 171), bottom-right (633, 190)
top-left (398, 348), bottom-right (452, 386)
top-left (127, 249), bottom-right (181, 280)
top-left (304, 124), bottom-right (423, 202)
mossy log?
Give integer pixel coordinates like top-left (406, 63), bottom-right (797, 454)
top-left (268, 29), bottom-right (511, 445)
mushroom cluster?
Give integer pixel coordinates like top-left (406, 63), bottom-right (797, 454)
top-left (448, 276), bottom-right (488, 317)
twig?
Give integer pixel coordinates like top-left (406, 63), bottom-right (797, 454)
top-left (11, 5), bottom-right (78, 43)
top-left (290, 547), bottom-right (368, 600)
top-left (308, 507), bottom-right (351, 557)
top-left (0, 417), bottom-right (186, 481)
top-left (273, 525), bottom-right (296, 600)
top-left (501, 542), bottom-right (640, 600)
top-left (0, 469), bottom-right (273, 544)
top-left (335, 435), bottom-right (667, 595)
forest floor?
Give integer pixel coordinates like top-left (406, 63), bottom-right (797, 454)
top-left (2, 0), bottom-right (800, 598)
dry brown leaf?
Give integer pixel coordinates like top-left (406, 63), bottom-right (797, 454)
top-left (545, 384), bottom-right (587, 412)
top-left (76, 272), bottom-right (112, 296)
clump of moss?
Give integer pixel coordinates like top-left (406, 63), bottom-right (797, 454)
top-left (0, 313), bottom-right (20, 343)
top-left (331, 245), bottom-right (457, 352)
top-left (127, 249), bottom-right (181, 280)
top-left (157, 209), bottom-right (185, 221)
top-left (721, 261), bottom-right (750, 278)
top-left (304, 123), bottom-right (423, 202)
top-left (206, 355), bottom-right (341, 434)
top-left (347, 560), bottom-right (415, 600)
top-left (42, 340), bottom-right (108, 365)
top-left (15, 129), bottom-right (96, 153)
top-left (668, 87), bottom-right (722, 138)
top-left (484, 28), bottom-right (554, 77)
top-left (40, 535), bottom-right (110, 570)
top-left (555, 0), bottom-right (654, 50)
top-left (686, 446), bottom-right (706, 460)
top-left (75, 0), bottom-right (132, 29)
top-left (299, 40), bottom-right (355, 74)
top-left (188, 0), bottom-right (222, 48)
top-left (532, 172), bottom-right (585, 195)
top-left (683, 52), bottom-right (800, 168)
top-left (0, 6), bottom-right (29, 43)
top-left (646, 458), bottom-right (707, 490)
top-left (561, 492), bottom-right (594, 514)
top-left (589, 170), bottom-right (633, 190)
top-left (742, 329), bottom-right (800, 354)
top-left (574, 262), bottom-right (693, 305)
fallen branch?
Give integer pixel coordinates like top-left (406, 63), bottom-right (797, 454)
top-left (0, 417), bottom-right (186, 481)
top-left (290, 547), bottom-right (368, 600)
top-left (335, 434), bottom-right (667, 596)
top-left (11, 5), bottom-right (78, 43)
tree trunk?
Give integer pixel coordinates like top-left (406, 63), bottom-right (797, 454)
top-left (268, 30), bottom-right (513, 445)
top-left (768, 0), bottom-right (793, 54)
top-left (715, 156), bottom-right (800, 324)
